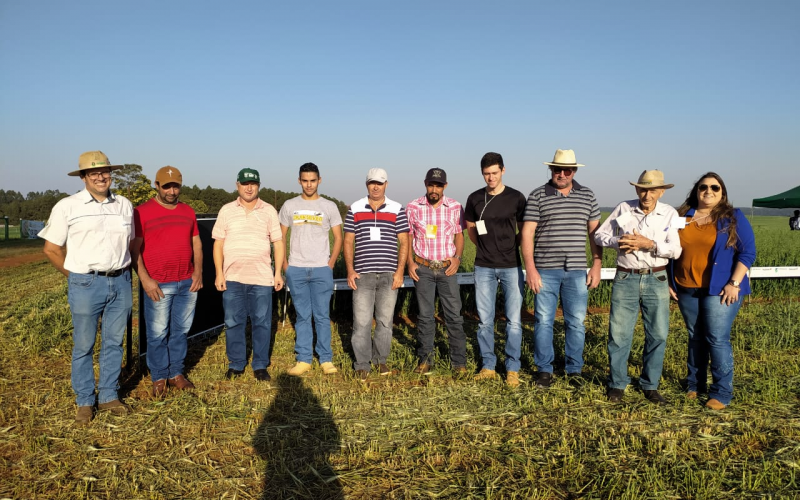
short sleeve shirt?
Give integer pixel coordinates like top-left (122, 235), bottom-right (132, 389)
top-left (279, 196), bottom-right (342, 267)
top-left (523, 180), bottom-right (600, 271)
top-left (344, 196), bottom-right (409, 273)
top-left (406, 195), bottom-right (465, 261)
top-left (134, 198), bottom-right (199, 283)
top-left (212, 198), bottom-right (282, 286)
top-left (464, 186), bottom-right (526, 268)
top-left (38, 189), bottom-right (134, 274)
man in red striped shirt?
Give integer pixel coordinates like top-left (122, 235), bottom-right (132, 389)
top-left (131, 166), bottom-right (203, 397)
top-left (406, 168), bottom-right (467, 376)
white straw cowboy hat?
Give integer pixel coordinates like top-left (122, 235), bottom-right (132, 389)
top-left (68, 150), bottom-right (124, 177)
top-left (629, 170), bottom-right (674, 189)
top-left (543, 149), bottom-right (585, 167)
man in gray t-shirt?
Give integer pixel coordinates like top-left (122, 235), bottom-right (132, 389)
top-left (279, 163), bottom-right (343, 376)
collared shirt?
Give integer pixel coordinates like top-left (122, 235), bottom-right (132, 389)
top-left (594, 199), bottom-right (682, 269)
top-left (406, 195), bottom-right (465, 261)
top-left (134, 198), bottom-right (199, 283)
top-left (344, 196), bottom-right (409, 273)
top-left (38, 189), bottom-right (134, 273)
top-left (212, 197), bottom-right (282, 286)
top-left (523, 180), bottom-right (601, 271)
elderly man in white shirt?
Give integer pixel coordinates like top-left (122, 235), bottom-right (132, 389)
top-left (594, 170), bottom-right (683, 405)
top-left (39, 151), bottom-right (135, 424)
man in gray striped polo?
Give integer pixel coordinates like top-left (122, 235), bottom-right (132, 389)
top-left (520, 149), bottom-right (603, 389)
top-left (344, 168), bottom-right (410, 381)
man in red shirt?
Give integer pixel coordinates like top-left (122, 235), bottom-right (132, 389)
top-left (131, 166), bottom-right (203, 397)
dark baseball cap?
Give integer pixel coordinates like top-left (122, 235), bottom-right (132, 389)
top-left (424, 168), bottom-right (447, 185)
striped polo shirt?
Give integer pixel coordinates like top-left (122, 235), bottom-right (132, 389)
top-left (344, 196), bottom-right (410, 273)
top-left (523, 180), bottom-right (600, 271)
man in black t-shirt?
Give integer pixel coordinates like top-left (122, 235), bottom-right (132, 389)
top-left (464, 152), bottom-right (527, 387)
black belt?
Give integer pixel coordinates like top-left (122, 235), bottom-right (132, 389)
top-left (414, 255), bottom-right (452, 271)
top-left (91, 268), bottom-right (126, 277)
top-left (616, 265), bottom-right (667, 275)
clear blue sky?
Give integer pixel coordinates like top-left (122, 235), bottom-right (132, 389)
top-left (1, 1), bottom-right (798, 208)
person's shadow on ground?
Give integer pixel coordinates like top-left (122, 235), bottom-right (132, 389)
top-left (253, 373), bottom-right (343, 500)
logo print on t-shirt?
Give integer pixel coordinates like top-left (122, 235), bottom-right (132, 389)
top-left (292, 210), bottom-right (324, 225)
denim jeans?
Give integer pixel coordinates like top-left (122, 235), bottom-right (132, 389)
top-left (414, 265), bottom-right (467, 367)
top-left (286, 266), bottom-right (334, 364)
top-left (675, 285), bottom-right (742, 405)
top-left (223, 281), bottom-right (273, 371)
top-left (533, 269), bottom-right (589, 374)
top-left (351, 272), bottom-right (398, 371)
top-left (607, 270), bottom-right (670, 390)
top-left (67, 270), bottom-right (132, 407)
top-left (143, 278), bottom-right (198, 381)
top-left (473, 265), bottom-right (524, 372)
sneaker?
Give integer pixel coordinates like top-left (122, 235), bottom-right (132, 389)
top-left (378, 364), bottom-right (392, 376)
top-left (413, 363), bottom-right (433, 375)
top-left (320, 362), bottom-right (338, 375)
top-left (287, 362), bottom-right (312, 376)
top-left (152, 379), bottom-right (168, 398)
top-left (535, 372), bottom-right (553, 389)
top-left (98, 399), bottom-right (130, 416)
top-left (356, 369), bottom-right (369, 382)
top-left (253, 369), bottom-right (271, 381)
top-left (75, 406), bottom-right (93, 424)
top-left (643, 390), bottom-right (667, 406)
top-left (506, 371), bottom-right (520, 388)
top-left (474, 369), bottom-right (497, 381)
top-left (686, 391), bottom-right (698, 400)
top-left (706, 398), bottom-right (726, 410)
top-left (607, 388), bottom-right (624, 403)
top-left (168, 374), bottom-right (195, 390)
top-left (225, 368), bottom-right (245, 380)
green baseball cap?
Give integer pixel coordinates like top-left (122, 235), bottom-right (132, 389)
top-left (237, 168), bottom-right (260, 184)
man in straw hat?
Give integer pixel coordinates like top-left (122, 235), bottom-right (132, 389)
top-left (521, 149), bottom-right (602, 389)
top-left (212, 168), bottom-right (284, 382)
top-left (130, 166), bottom-right (203, 397)
top-left (39, 151), bottom-right (134, 423)
top-left (594, 170), bottom-right (683, 404)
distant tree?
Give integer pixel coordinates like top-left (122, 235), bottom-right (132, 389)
top-left (198, 186), bottom-right (237, 213)
top-left (113, 164), bottom-right (156, 206)
top-left (184, 198), bottom-right (209, 214)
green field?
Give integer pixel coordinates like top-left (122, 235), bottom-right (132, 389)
top-left (0, 217), bottom-right (798, 498)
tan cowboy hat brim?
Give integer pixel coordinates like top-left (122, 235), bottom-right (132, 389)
top-left (544, 161), bottom-right (585, 167)
top-left (68, 164), bottom-right (124, 177)
top-left (629, 181), bottom-right (674, 189)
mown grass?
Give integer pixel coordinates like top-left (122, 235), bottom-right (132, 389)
top-left (1, 218), bottom-right (799, 499)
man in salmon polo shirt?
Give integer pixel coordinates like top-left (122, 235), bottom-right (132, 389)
top-left (212, 168), bottom-right (285, 381)
top-left (131, 166), bottom-right (203, 397)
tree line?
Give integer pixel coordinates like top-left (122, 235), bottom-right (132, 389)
top-left (0, 164), bottom-right (348, 225)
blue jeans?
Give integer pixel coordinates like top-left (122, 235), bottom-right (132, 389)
top-left (223, 281), bottom-right (273, 371)
top-left (286, 266), bottom-right (334, 364)
top-left (533, 269), bottom-right (589, 374)
top-left (675, 285), bottom-right (742, 405)
top-left (351, 272), bottom-right (398, 371)
top-left (474, 265), bottom-right (524, 372)
top-left (414, 265), bottom-right (467, 367)
top-left (67, 270), bottom-right (132, 407)
top-left (143, 278), bottom-right (198, 381)
top-left (607, 270), bottom-right (670, 390)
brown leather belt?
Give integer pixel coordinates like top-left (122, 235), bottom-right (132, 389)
top-left (414, 255), bottom-right (451, 271)
top-left (616, 265), bottom-right (667, 275)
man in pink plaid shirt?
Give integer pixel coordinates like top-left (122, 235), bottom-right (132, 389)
top-left (406, 168), bottom-right (467, 376)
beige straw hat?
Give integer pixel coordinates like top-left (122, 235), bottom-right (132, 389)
top-left (543, 149), bottom-right (585, 167)
top-left (629, 170), bottom-right (674, 189)
top-left (68, 151), bottom-right (123, 177)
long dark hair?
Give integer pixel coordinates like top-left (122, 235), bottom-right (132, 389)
top-left (677, 172), bottom-right (738, 248)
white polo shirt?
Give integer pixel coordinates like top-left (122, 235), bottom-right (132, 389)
top-left (39, 189), bottom-right (135, 274)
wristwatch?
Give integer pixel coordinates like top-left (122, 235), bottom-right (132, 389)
top-left (728, 279), bottom-right (740, 288)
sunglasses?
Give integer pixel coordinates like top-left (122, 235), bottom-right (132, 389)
top-left (699, 184), bottom-right (721, 193)
top-left (551, 167), bottom-right (576, 175)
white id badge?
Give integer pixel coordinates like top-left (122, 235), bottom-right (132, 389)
top-left (369, 227), bottom-right (382, 241)
top-left (673, 218), bottom-right (687, 229)
top-left (476, 220), bottom-right (488, 235)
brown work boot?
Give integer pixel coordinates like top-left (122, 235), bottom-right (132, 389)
top-left (474, 369), bottom-right (497, 381)
top-left (320, 362), bottom-right (338, 375)
top-left (452, 366), bottom-right (468, 377)
top-left (686, 391), bottom-right (698, 400)
top-left (287, 362), bottom-right (312, 376)
top-left (378, 363), bottom-right (392, 376)
top-left (506, 371), bottom-right (520, 388)
top-left (355, 369), bottom-right (369, 382)
top-left (152, 379), bottom-right (168, 398)
top-left (168, 374), bottom-right (195, 390)
top-left (75, 406), bottom-right (93, 424)
top-left (413, 363), bottom-right (433, 375)
top-left (98, 399), bottom-right (130, 416)
top-left (706, 398), bottom-right (726, 410)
